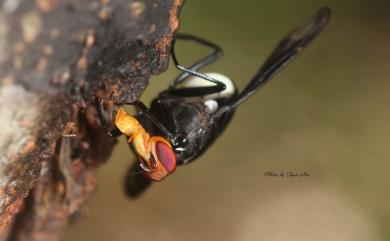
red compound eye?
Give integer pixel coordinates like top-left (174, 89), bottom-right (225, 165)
top-left (155, 141), bottom-right (176, 173)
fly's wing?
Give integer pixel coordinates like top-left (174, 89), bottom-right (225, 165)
top-left (216, 7), bottom-right (331, 117)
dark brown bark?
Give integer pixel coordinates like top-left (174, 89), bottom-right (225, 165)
top-left (0, 0), bottom-right (183, 240)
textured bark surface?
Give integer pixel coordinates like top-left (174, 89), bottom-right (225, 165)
top-left (0, 0), bottom-right (183, 240)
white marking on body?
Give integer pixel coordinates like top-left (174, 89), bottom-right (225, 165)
top-left (177, 72), bottom-right (235, 100)
top-left (204, 99), bottom-right (218, 113)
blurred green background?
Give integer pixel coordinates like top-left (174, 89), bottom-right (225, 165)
top-left (64, 0), bottom-right (390, 240)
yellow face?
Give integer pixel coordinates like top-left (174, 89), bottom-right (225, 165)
top-left (114, 108), bottom-right (144, 137)
top-left (114, 108), bottom-right (176, 181)
top-left (140, 136), bottom-right (176, 181)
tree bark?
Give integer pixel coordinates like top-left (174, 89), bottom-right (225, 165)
top-left (0, 0), bottom-right (183, 240)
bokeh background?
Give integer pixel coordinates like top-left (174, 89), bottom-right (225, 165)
top-left (64, 0), bottom-right (390, 240)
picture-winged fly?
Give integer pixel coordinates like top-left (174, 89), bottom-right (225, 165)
top-left (96, 7), bottom-right (331, 198)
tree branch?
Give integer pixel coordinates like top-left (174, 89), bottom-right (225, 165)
top-left (0, 0), bottom-right (183, 240)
